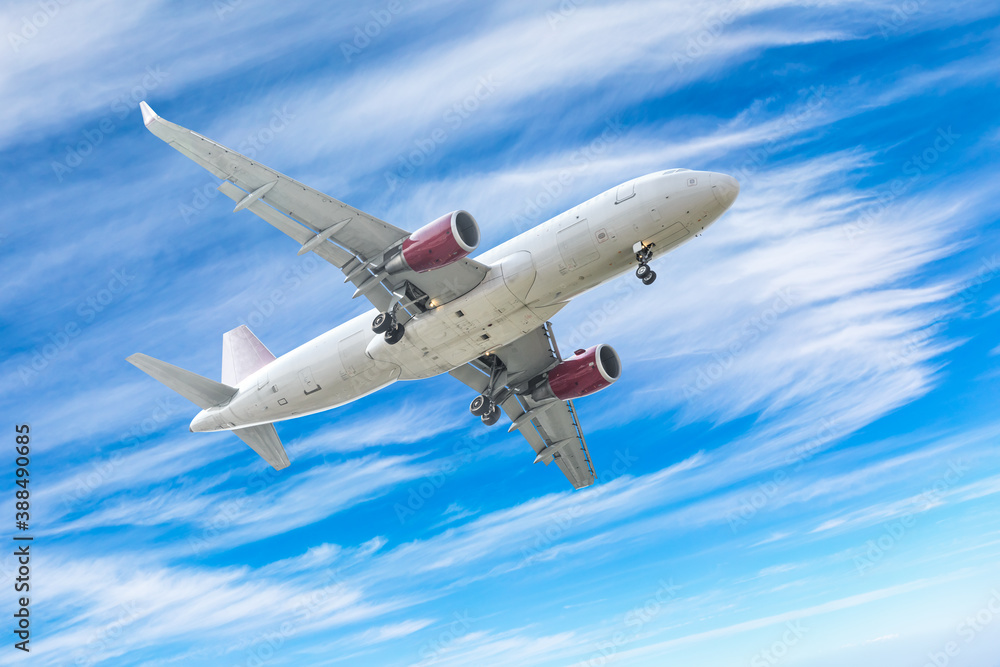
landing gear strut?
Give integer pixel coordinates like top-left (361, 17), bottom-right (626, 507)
top-left (481, 403), bottom-right (501, 426)
top-left (372, 310), bottom-right (405, 345)
top-left (469, 356), bottom-right (507, 426)
top-left (635, 242), bottom-right (656, 285)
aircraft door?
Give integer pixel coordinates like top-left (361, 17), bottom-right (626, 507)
top-left (298, 367), bottom-right (321, 395)
top-left (557, 219), bottom-right (599, 272)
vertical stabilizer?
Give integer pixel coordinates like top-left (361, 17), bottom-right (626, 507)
top-left (222, 325), bottom-right (276, 385)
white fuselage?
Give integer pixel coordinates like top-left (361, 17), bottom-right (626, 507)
top-left (190, 169), bottom-right (737, 432)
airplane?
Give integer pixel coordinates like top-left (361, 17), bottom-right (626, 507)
top-left (127, 101), bottom-right (739, 489)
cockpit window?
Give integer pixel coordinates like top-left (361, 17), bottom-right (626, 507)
top-left (660, 168), bottom-right (690, 175)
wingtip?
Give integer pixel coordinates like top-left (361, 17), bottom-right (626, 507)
top-left (139, 101), bottom-right (158, 127)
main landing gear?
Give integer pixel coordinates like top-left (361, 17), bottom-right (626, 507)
top-left (372, 311), bottom-right (405, 345)
top-left (635, 242), bottom-right (657, 285)
top-left (469, 356), bottom-right (506, 426)
top-left (470, 395), bottom-right (501, 426)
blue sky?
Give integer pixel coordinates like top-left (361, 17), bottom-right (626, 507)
top-left (1, 0), bottom-right (999, 665)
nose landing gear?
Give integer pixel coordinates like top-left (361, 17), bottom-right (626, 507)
top-left (635, 242), bottom-right (656, 285)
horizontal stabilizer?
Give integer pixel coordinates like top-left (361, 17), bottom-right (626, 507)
top-left (127, 353), bottom-right (236, 409)
top-left (222, 325), bottom-right (276, 386)
top-left (232, 423), bottom-right (290, 470)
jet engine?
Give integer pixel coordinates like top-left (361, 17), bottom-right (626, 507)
top-left (385, 210), bottom-right (480, 273)
top-left (531, 344), bottom-right (622, 401)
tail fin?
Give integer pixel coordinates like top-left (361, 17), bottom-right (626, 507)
top-left (222, 325), bottom-right (276, 386)
top-left (127, 353), bottom-right (236, 409)
top-left (126, 352), bottom-right (290, 470)
top-left (233, 424), bottom-right (290, 470)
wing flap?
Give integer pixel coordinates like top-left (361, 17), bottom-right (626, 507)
top-left (143, 101), bottom-right (486, 310)
top-left (142, 103), bottom-right (405, 259)
top-left (449, 326), bottom-right (598, 490)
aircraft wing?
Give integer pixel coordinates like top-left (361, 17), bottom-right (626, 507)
top-left (140, 102), bottom-right (487, 311)
top-left (449, 325), bottom-right (598, 490)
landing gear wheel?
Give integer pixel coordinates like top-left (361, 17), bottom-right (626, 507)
top-left (641, 270), bottom-right (657, 285)
top-left (635, 264), bottom-right (651, 279)
top-left (372, 312), bottom-right (392, 334)
top-left (470, 395), bottom-right (491, 416)
top-left (384, 323), bottom-right (405, 345)
top-left (481, 404), bottom-right (501, 426)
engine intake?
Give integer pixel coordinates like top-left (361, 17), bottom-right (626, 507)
top-left (532, 344), bottom-right (621, 402)
top-left (385, 210), bottom-right (480, 274)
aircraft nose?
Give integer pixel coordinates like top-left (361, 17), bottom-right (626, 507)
top-left (710, 172), bottom-right (740, 210)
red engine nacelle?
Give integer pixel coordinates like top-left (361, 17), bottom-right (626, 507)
top-left (532, 344), bottom-right (622, 401)
top-left (385, 210), bottom-right (480, 274)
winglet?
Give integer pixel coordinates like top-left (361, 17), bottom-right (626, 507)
top-left (139, 101), bottom-right (159, 127)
